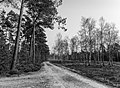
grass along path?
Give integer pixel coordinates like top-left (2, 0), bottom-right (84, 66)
top-left (54, 62), bottom-right (120, 88)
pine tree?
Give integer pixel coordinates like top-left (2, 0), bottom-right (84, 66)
top-left (35, 26), bottom-right (49, 63)
top-left (0, 28), bottom-right (10, 74)
top-left (23, 0), bottom-right (66, 63)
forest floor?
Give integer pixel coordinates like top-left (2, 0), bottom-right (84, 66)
top-left (0, 62), bottom-right (112, 88)
top-left (54, 62), bottom-right (120, 88)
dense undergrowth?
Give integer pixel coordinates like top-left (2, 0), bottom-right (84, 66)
top-left (0, 63), bottom-right (42, 77)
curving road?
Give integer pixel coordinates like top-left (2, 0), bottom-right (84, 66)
top-left (0, 62), bottom-right (113, 88)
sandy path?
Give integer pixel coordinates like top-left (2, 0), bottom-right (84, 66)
top-left (0, 62), bottom-right (113, 88)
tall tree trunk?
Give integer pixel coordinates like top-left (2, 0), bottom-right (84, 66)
top-left (33, 23), bottom-right (36, 64)
top-left (85, 49), bottom-right (88, 65)
top-left (39, 50), bottom-right (41, 63)
top-left (89, 28), bottom-right (92, 65)
top-left (108, 31), bottom-right (113, 66)
top-left (97, 50), bottom-right (100, 64)
top-left (108, 48), bottom-right (112, 65)
top-left (30, 34), bottom-right (33, 63)
top-left (10, 0), bottom-right (24, 70)
top-left (117, 51), bottom-right (119, 62)
top-left (100, 30), bottom-right (104, 66)
top-left (89, 48), bottom-right (92, 65)
top-left (93, 44), bottom-right (96, 65)
top-left (84, 53), bottom-right (86, 64)
top-left (108, 46), bottom-right (113, 65)
top-left (86, 52), bottom-right (89, 66)
top-left (97, 41), bottom-right (100, 64)
top-left (101, 46), bottom-right (104, 66)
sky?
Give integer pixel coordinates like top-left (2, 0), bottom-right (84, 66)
top-left (46, 0), bottom-right (120, 51)
top-left (1, 0), bottom-right (120, 52)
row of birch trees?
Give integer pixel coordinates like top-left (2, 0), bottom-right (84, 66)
top-left (52, 17), bottom-right (120, 66)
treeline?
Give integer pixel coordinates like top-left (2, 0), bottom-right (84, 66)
top-left (0, 0), bottom-right (66, 76)
top-left (0, 9), bottom-right (49, 74)
top-left (52, 17), bottom-right (120, 66)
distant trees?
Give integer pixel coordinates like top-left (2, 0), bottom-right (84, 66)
top-left (78, 17), bottom-right (96, 65)
top-left (62, 37), bottom-right (69, 60)
top-left (52, 16), bottom-right (120, 66)
top-left (98, 17), bottom-right (107, 65)
top-left (104, 23), bottom-right (118, 65)
top-left (78, 17), bottom-right (120, 66)
top-left (70, 36), bottom-right (79, 60)
top-left (52, 34), bottom-right (79, 61)
top-left (53, 33), bottom-right (71, 60)
top-left (53, 33), bottom-right (63, 60)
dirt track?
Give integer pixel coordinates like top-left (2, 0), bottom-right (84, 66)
top-left (0, 62), bottom-right (113, 88)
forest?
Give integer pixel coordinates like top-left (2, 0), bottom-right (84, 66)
top-left (0, 0), bottom-right (66, 76)
top-left (52, 17), bottom-right (120, 66)
top-left (0, 0), bottom-right (120, 87)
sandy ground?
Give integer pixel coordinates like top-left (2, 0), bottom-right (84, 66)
top-left (0, 62), bottom-right (113, 88)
